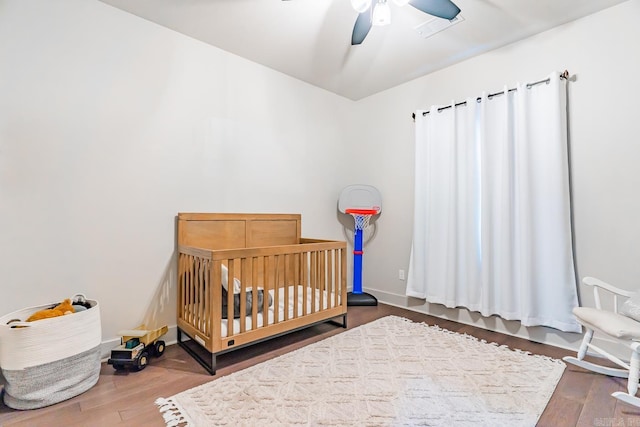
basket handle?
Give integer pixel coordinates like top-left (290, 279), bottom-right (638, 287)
top-left (72, 294), bottom-right (87, 304)
top-left (4, 320), bottom-right (32, 328)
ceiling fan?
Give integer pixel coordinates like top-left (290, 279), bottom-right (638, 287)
top-left (351, 0), bottom-right (461, 45)
top-left (281, 0), bottom-right (461, 46)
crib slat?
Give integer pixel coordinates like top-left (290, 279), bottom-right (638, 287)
top-left (341, 248), bottom-right (345, 305)
top-left (187, 256), bottom-right (193, 325)
top-left (320, 251), bottom-right (326, 311)
top-left (193, 257), bottom-right (199, 329)
top-left (278, 254), bottom-right (291, 321)
top-left (193, 257), bottom-right (199, 328)
top-left (316, 251), bottom-right (321, 312)
top-left (293, 253), bottom-right (299, 319)
top-left (197, 257), bottom-right (203, 329)
top-left (183, 255), bottom-right (189, 324)
top-left (262, 256), bottom-right (270, 325)
top-left (227, 260), bottom-right (235, 337)
top-left (273, 255), bottom-right (280, 324)
top-left (335, 249), bottom-right (340, 306)
top-left (178, 255), bottom-right (184, 321)
top-left (302, 252), bottom-right (309, 316)
top-left (311, 251), bottom-right (317, 314)
top-left (211, 260), bottom-right (221, 341)
top-left (328, 250), bottom-right (332, 309)
top-left (282, 254), bottom-right (295, 320)
top-left (204, 259), bottom-right (211, 336)
top-left (251, 257), bottom-right (258, 331)
top-left (198, 257), bottom-right (204, 326)
top-left (238, 258), bottom-right (246, 333)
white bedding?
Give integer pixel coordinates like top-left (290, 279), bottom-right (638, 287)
top-left (221, 285), bottom-right (337, 337)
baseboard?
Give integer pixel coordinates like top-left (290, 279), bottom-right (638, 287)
top-left (363, 287), bottom-right (629, 361)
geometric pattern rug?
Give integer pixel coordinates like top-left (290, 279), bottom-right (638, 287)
top-left (156, 316), bottom-right (565, 426)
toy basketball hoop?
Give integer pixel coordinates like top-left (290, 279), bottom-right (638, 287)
top-left (345, 208), bottom-right (378, 232)
top-left (339, 185), bottom-right (382, 307)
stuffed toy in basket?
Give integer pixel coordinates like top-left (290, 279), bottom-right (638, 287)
top-left (0, 295), bottom-right (102, 410)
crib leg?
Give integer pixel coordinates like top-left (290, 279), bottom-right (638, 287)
top-left (329, 314), bottom-right (348, 329)
top-left (177, 328), bottom-right (217, 375)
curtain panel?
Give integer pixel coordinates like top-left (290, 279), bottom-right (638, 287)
top-left (407, 71), bottom-right (580, 333)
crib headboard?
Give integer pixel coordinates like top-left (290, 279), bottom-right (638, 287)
top-left (177, 213), bottom-right (302, 250)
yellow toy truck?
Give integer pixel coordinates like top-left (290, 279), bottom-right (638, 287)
top-left (107, 325), bottom-right (168, 371)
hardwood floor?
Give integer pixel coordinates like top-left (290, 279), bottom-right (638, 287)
top-left (1, 304), bottom-right (639, 426)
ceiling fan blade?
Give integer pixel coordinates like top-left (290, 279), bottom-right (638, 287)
top-left (351, 6), bottom-right (373, 45)
top-left (409, 0), bottom-right (460, 20)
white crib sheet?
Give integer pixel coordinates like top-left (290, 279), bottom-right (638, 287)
top-left (221, 285), bottom-right (336, 338)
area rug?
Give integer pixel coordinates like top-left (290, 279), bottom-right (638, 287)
top-left (156, 315), bottom-right (565, 426)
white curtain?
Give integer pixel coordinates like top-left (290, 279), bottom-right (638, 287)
top-left (406, 71), bottom-right (580, 333)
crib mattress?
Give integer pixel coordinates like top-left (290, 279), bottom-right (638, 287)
top-left (220, 285), bottom-right (336, 337)
top-left (182, 286), bottom-right (336, 338)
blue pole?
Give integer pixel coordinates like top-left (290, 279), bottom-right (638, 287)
top-left (353, 227), bottom-right (364, 294)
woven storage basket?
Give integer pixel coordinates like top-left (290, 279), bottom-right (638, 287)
top-left (0, 297), bottom-right (102, 410)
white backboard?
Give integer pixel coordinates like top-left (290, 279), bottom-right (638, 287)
top-left (338, 184), bottom-right (382, 214)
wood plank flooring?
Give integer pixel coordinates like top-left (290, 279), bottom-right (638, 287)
top-left (1, 303), bottom-right (639, 426)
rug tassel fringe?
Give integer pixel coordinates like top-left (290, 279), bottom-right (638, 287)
top-left (155, 397), bottom-right (192, 427)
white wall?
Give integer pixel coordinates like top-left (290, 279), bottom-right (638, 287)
top-left (0, 0), bottom-right (354, 342)
top-left (358, 0), bottom-right (640, 354)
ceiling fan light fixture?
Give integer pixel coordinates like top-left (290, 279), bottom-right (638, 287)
top-left (350, 0), bottom-right (372, 13)
top-left (372, 1), bottom-right (391, 26)
top-left (392, 0), bottom-right (410, 6)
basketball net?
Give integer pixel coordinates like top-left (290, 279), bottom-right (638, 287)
top-left (345, 208), bottom-right (379, 232)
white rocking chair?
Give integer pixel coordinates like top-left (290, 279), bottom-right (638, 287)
top-left (563, 276), bottom-right (640, 407)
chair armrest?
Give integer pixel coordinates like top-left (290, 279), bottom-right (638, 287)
top-left (583, 276), bottom-right (635, 311)
top-left (583, 277), bottom-right (635, 298)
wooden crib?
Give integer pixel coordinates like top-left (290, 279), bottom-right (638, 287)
top-left (177, 213), bottom-right (348, 374)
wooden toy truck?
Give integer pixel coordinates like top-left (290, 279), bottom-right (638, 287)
top-left (107, 325), bottom-right (168, 371)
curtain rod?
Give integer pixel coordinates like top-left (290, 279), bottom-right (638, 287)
top-left (411, 70), bottom-right (570, 121)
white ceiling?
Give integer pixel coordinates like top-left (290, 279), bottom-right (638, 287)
top-left (99, 0), bottom-right (627, 100)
